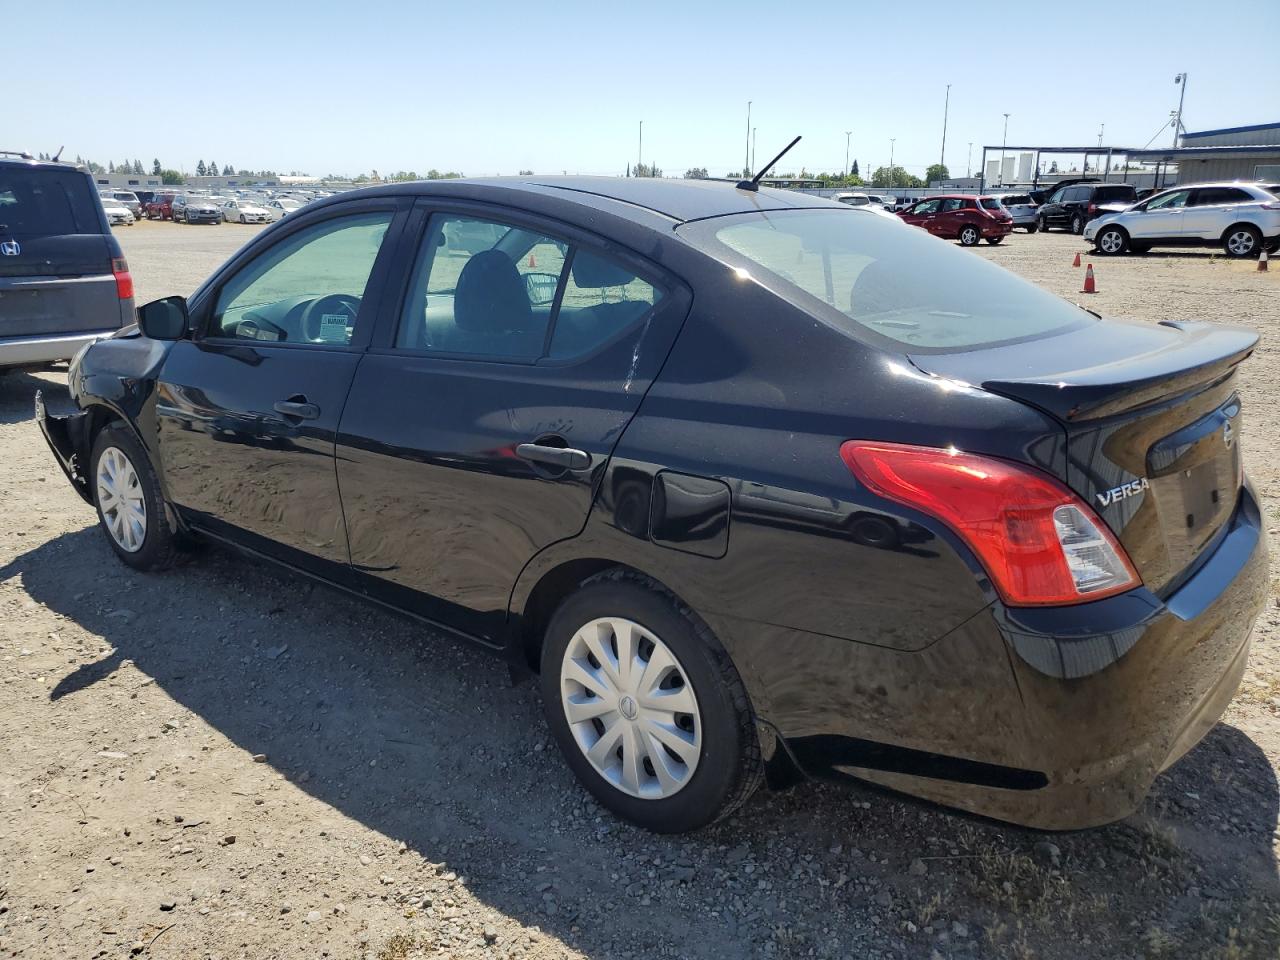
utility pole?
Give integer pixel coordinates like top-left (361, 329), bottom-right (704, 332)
top-left (967, 142), bottom-right (972, 179)
top-left (844, 131), bottom-right (852, 177)
top-left (1000, 113), bottom-right (1010, 186)
top-left (637, 120), bottom-right (643, 177)
top-left (745, 101), bottom-right (752, 177)
top-left (940, 84), bottom-right (950, 171)
top-left (889, 138), bottom-right (895, 170)
top-left (1097, 123), bottom-right (1105, 148)
top-left (752, 127), bottom-right (756, 174)
top-left (1172, 73), bottom-right (1187, 147)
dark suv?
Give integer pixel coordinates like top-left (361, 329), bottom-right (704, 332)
top-left (1037, 182), bottom-right (1138, 234)
top-left (0, 152), bottom-right (134, 372)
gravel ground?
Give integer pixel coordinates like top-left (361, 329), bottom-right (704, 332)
top-left (1, 219), bottom-right (1278, 960)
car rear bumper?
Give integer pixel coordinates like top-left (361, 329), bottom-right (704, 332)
top-left (0, 330), bottom-right (116, 369)
top-left (763, 481), bottom-right (1268, 829)
top-left (983, 222), bottom-right (1014, 237)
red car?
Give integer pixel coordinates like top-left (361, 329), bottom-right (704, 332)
top-left (897, 194), bottom-right (1013, 246)
top-left (145, 193), bottom-right (177, 220)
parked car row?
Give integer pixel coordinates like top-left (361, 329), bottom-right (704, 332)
top-left (141, 191), bottom-right (317, 223)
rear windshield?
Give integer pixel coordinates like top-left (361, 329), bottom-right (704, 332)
top-left (0, 168), bottom-right (101, 237)
top-left (1002, 195), bottom-right (1032, 205)
top-left (1095, 186), bottom-right (1136, 201)
top-left (679, 208), bottom-right (1092, 352)
top-left (979, 198), bottom-right (1002, 210)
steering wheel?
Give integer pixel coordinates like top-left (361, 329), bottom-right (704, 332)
top-left (300, 293), bottom-right (362, 344)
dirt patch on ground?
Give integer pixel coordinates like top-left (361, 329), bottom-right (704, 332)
top-left (1, 221), bottom-right (1277, 959)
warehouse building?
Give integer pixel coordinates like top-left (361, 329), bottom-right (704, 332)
top-left (1129, 121), bottom-right (1280, 185)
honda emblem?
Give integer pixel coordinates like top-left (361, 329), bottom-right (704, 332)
top-left (0, 240), bottom-right (20, 256)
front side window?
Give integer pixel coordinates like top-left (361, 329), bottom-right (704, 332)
top-left (211, 212), bottom-right (392, 345)
top-left (1047, 189), bottom-right (1066, 204)
top-left (911, 199), bottom-right (940, 215)
top-left (1147, 190), bottom-right (1190, 211)
top-left (683, 208), bottom-right (1091, 352)
top-left (397, 214), bottom-right (663, 362)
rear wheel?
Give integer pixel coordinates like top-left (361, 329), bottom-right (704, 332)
top-left (1096, 226), bottom-right (1128, 255)
top-left (239, 214), bottom-right (246, 223)
top-left (959, 224), bottom-right (981, 246)
top-left (540, 571), bottom-right (762, 833)
top-left (985, 236), bottom-right (1003, 245)
top-left (1070, 213), bottom-right (1085, 235)
top-left (90, 424), bottom-right (177, 571)
top-left (1223, 225), bottom-right (1262, 258)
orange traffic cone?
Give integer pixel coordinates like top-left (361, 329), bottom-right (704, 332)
top-left (1259, 249), bottom-right (1269, 272)
top-left (1081, 263), bottom-right (1097, 294)
top-left (528, 253), bottom-right (537, 268)
top-left (1072, 251), bottom-right (1081, 268)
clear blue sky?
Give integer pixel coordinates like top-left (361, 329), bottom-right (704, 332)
top-left (10, 0), bottom-right (1277, 179)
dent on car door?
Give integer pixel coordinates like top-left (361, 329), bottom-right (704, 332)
top-left (334, 204), bottom-right (692, 640)
top-left (154, 202), bottom-right (407, 570)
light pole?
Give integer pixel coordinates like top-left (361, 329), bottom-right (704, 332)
top-left (745, 101), bottom-right (752, 177)
top-left (637, 120), bottom-right (643, 177)
top-left (844, 130), bottom-right (852, 177)
top-left (752, 127), bottom-right (757, 174)
top-left (940, 83), bottom-right (950, 172)
top-left (889, 138), bottom-right (895, 170)
top-left (967, 142), bottom-right (972, 179)
top-left (1000, 113), bottom-right (1009, 186)
top-left (1097, 123), bottom-right (1105, 148)
top-left (1172, 73), bottom-right (1187, 147)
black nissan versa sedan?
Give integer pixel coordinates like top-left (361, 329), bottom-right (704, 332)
top-left (37, 177), bottom-right (1268, 834)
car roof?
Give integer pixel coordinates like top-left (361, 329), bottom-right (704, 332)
top-left (324, 176), bottom-right (835, 224)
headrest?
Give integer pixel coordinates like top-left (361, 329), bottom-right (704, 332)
top-left (571, 251), bottom-right (634, 289)
top-left (454, 250), bottom-right (532, 333)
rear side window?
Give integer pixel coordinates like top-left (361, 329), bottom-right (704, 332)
top-left (397, 214), bottom-right (663, 362)
top-left (1194, 187), bottom-right (1252, 205)
top-left (684, 209), bottom-right (1091, 352)
top-left (0, 168), bottom-right (100, 237)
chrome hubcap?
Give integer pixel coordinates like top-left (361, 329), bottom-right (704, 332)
top-left (560, 617), bottom-right (701, 800)
top-left (96, 446), bottom-right (146, 552)
top-left (1228, 231), bottom-right (1254, 255)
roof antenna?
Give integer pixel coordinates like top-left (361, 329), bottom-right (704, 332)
top-left (51, 145), bottom-right (64, 162)
top-left (736, 136), bottom-right (801, 192)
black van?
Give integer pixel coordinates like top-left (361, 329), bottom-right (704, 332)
top-left (1037, 182), bottom-right (1138, 234)
top-left (0, 152), bottom-right (134, 372)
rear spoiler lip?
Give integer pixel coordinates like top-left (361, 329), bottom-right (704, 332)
top-left (965, 321), bottom-right (1258, 423)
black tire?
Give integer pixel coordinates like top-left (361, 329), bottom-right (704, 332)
top-left (958, 224), bottom-right (981, 246)
top-left (1095, 225), bottom-right (1129, 256)
top-left (539, 570), bottom-right (763, 833)
top-left (239, 214), bottom-right (246, 224)
top-left (1222, 224), bottom-right (1262, 259)
top-left (90, 423), bottom-right (178, 572)
top-left (1130, 241), bottom-right (1152, 254)
top-left (1070, 213), bottom-right (1085, 235)
top-left (985, 236), bottom-right (1003, 245)
top-left (1025, 222), bottom-right (1039, 234)
top-left (1038, 214), bottom-right (1051, 233)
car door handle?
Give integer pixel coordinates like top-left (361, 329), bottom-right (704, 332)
top-left (273, 399), bottom-right (320, 420)
top-left (515, 443), bottom-right (591, 471)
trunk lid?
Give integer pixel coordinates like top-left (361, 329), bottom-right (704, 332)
top-left (910, 319), bottom-right (1257, 595)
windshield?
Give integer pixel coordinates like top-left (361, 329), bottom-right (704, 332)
top-left (680, 208), bottom-right (1092, 352)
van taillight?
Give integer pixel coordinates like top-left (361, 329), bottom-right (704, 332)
top-left (111, 257), bottom-right (133, 300)
top-left (1087, 203), bottom-right (1098, 215)
top-left (840, 441), bottom-right (1141, 606)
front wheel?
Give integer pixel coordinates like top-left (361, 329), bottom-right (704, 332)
top-left (90, 424), bottom-right (178, 571)
top-left (1071, 213), bottom-right (1085, 235)
top-left (959, 225), bottom-right (981, 246)
top-left (1025, 222), bottom-right (1039, 234)
top-left (1038, 214), bottom-right (1051, 233)
top-left (239, 214), bottom-right (246, 223)
top-left (1096, 226), bottom-right (1128, 255)
top-left (1223, 225), bottom-right (1262, 259)
top-left (540, 572), bottom-right (762, 833)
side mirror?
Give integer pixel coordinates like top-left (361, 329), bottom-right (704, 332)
top-left (137, 296), bottom-right (190, 340)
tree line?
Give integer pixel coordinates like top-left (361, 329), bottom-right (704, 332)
top-left (676, 160), bottom-right (953, 188)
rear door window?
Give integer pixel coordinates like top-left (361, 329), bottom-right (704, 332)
top-left (396, 213), bottom-right (664, 362)
top-left (0, 168), bottom-right (100, 237)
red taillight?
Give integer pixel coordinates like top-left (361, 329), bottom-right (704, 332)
top-left (111, 256), bottom-right (133, 300)
top-left (1087, 203), bottom-right (1097, 215)
top-left (839, 441), bottom-right (1141, 607)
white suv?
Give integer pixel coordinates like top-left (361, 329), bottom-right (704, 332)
top-left (1084, 182), bottom-right (1280, 258)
